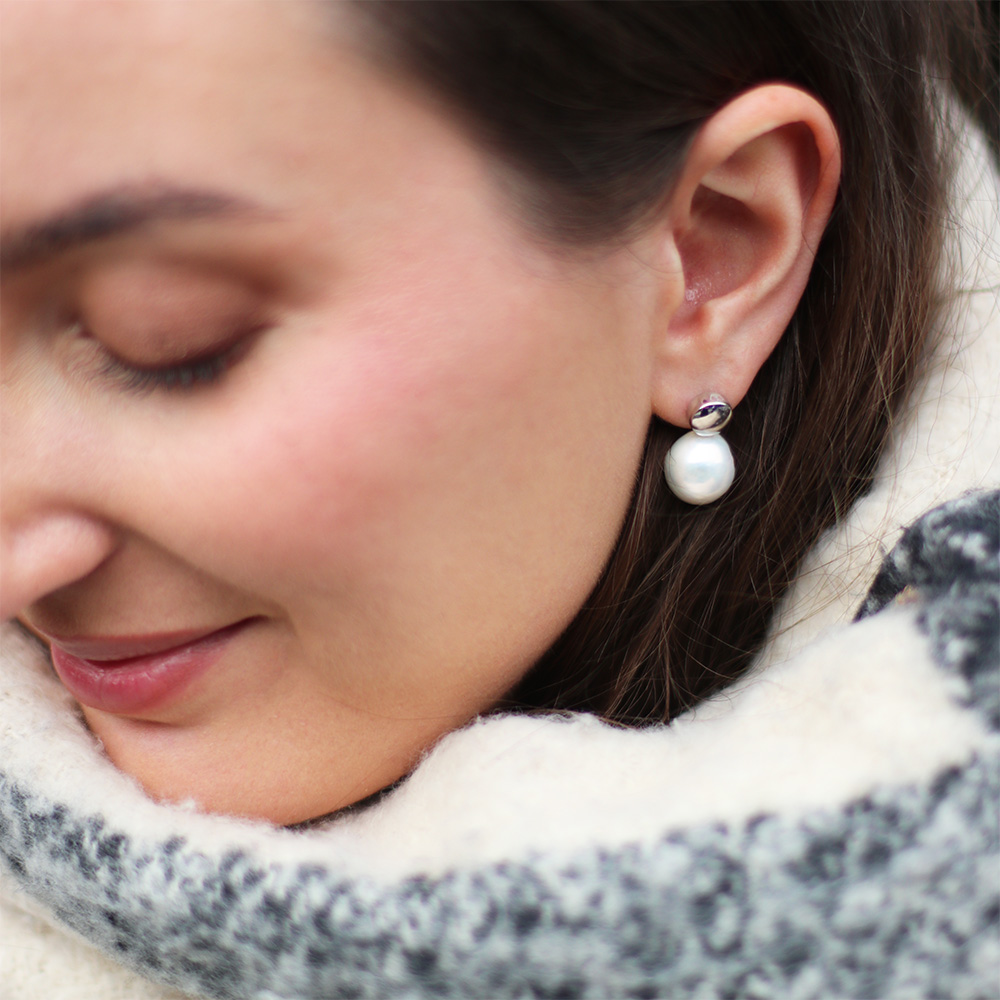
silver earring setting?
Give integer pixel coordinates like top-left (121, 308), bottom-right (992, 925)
top-left (664, 395), bottom-right (735, 505)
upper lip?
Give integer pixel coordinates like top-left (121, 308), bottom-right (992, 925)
top-left (41, 623), bottom-right (247, 663)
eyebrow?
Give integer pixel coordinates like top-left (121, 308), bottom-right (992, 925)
top-left (0, 185), bottom-right (267, 275)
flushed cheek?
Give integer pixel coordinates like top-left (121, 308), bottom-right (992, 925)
top-left (304, 294), bottom-right (612, 531)
top-left (206, 317), bottom-right (577, 587)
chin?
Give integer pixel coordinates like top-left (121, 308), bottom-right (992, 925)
top-left (88, 712), bottom-right (402, 826)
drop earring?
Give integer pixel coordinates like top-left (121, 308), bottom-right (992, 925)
top-left (664, 395), bottom-right (735, 505)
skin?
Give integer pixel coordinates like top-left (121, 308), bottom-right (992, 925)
top-left (0, 1), bottom-right (840, 824)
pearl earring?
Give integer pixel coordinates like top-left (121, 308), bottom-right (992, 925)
top-left (664, 395), bottom-right (735, 505)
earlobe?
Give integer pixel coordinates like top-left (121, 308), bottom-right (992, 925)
top-left (649, 85), bottom-right (841, 429)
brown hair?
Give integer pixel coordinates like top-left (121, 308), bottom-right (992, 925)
top-left (352, 1), bottom-right (996, 724)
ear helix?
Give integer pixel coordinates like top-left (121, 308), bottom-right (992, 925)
top-left (663, 395), bottom-right (735, 505)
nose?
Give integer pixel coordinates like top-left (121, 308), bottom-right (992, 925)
top-left (0, 376), bottom-right (118, 620)
top-left (0, 510), bottom-right (117, 621)
top-left (1, 306), bottom-right (121, 622)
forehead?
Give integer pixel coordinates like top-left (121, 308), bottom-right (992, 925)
top-left (0, 1), bottom-right (392, 230)
top-left (0, 0), bottom-right (332, 108)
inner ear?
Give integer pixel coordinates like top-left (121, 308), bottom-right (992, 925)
top-left (673, 121), bottom-right (821, 323)
top-left (674, 186), bottom-right (764, 320)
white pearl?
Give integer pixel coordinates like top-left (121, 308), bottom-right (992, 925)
top-left (663, 431), bottom-right (735, 505)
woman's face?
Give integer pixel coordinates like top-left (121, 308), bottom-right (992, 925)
top-left (1, 1), bottom-right (664, 822)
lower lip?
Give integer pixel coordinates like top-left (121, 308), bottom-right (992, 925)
top-left (49, 621), bottom-right (252, 715)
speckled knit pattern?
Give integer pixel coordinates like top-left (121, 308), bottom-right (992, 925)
top-left (857, 490), bottom-right (1000, 728)
top-left (1, 492), bottom-right (997, 1000)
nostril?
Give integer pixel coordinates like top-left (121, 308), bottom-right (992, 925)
top-left (0, 514), bottom-right (117, 621)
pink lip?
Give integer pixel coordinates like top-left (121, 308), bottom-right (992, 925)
top-left (47, 619), bottom-right (256, 715)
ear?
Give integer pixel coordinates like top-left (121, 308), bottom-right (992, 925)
top-left (647, 84), bottom-right (841, 428)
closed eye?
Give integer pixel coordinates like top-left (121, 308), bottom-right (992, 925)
top-left (89, 324), bottom-right (259, 395)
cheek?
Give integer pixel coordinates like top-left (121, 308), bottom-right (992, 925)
top-left (131, 241), bottom-right (647, 637)
top-left (194, 314), bottom-right (582, 575)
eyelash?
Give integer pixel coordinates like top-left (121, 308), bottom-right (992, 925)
top-left (99, 347), bottom-right (236, 394)
top-left (78, 321), bottom-right (258, 395)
